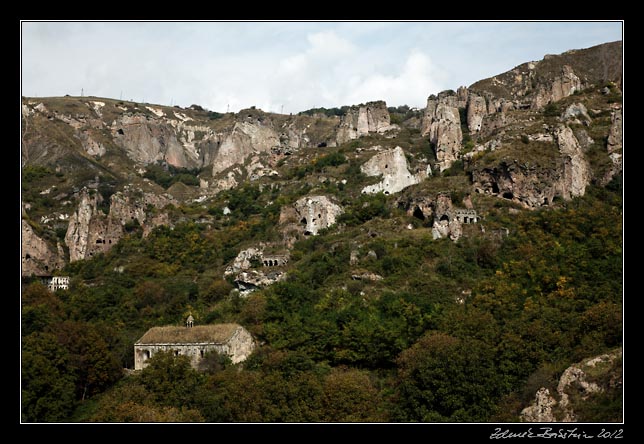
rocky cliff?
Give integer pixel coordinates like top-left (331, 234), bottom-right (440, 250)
top-left (336, 101), bottom-right (398, 144)
top-left (469, 40), bottom-right (622, 108)
top-left (360, 146), bottom-right (429, 195)
top-left (22, 219), bottom-right (66, 276)
top-left (65, 187), bottom-right (176, 262)
top-left (421, 92), bottom-right (463, 172)
top-left (21, 40), bottom-right (622, 276)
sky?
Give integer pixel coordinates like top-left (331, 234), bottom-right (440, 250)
top-left (21, 21), bottom-right (622, 115)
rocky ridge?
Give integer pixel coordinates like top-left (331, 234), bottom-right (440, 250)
top-left (21, 41), bottom-right (622, 277)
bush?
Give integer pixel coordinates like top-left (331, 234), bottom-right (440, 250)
top-left (443, 160), bottom-right (464, 176)
top-left (543, 102), bottom-right (560, 117)
top-left (314, 152), bottom-right (346, 171)
top-left (143, 164), bottom-right (201, 189)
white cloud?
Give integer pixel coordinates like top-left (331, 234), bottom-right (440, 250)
top-left (345, 49), bottom-right (445, 108)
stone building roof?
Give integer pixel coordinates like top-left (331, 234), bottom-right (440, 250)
top-left (136, 324), bottom-right (240, 345)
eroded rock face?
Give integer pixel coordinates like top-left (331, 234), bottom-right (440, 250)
top-left (520, 388), bottom-right (558, 423)
top-left (555, 125), bottom-right (591, 200)
top-left (521, 348), bottom-right (622, 423)
top-left (212, 121), bottom-right (280, 175)
top-left (531, 65), bottom-right (582, 109)
top-left (422, 94), bottom-right (463, 171)
top-left (65, 188), bottom-right (175, 262)
top-left (224, 247), bottom-right (265, 276)
top-left (234, 270), bottom-right (287, 296)
top-left (279, 196), bottom-right (343, 245)
top-left (361, 146), bottom-right (427, 195)
top-left (431, 193), bottom-right (463, 241)
top-left (21, 220), bottom-right (66, 276)
top-left (562, 103), bottom-right (592, 125)
top-left (601, 153), bottom-right (622, 186)
top-left (78, 131), bottom-right (106, 157)
top-left (113, 115), bottom-right (199, 168)
top-left (467, 94), bottom-right (488, 133)
top-left (224, 245), bottom-right (289, 295)
top-left (473, 164), bottom-right (557, 208)
top-left (336, 101), bottom-right (397, 145)
top-left (471, 126), bottom-right (590, 208)
top-left (607, 108), bottom-right (622, 153)
top-left (292, 195), bottom-right (344, 236)
top-left (64, 190), bottom-right (121, 262)
top-left (456, 86), bottom-right (469, 109)
top-left (225, 326), bottom-right (257, 364)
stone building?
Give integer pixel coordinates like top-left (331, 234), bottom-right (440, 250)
top-left (134, 323), bottom-right (255, 370)
top-left (454, 209), bottom-right (478, 224)
top-left (48, 276), bottom-right (70, 291)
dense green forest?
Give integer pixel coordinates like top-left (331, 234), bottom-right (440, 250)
top-left (21, 176), bottom-right (622, 422)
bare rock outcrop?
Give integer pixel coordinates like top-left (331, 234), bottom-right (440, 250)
top-left (224, 245), bottom-right (289, 295)
top-left (336, 101), bottom-right (398, 145)
top-left (64, 189), bottom-right (122, 262)
top-left (555, 125), bottom-right (591, 200)
top-left (531, 65), bottom-right (582, 109)
top-left (601, 153), bottom-right (623, 186)
top-left (293, 195), bottom-right (344, 236)
top-left (212, 121), bottom-right (280, 175)
top-left (234, 270), bottom-right (287, 296)
top-left (431, 193), bottom-right (463, 241)
top-left (520, 388), bottom-right (558, 423)
top-left (421, 93), bottom-right (463, 172)
top-left (521, 348), bottom-right (622, 423)
top-left (21, 219), bottom-right (66, 276)
top-left (456, 86), bottom-right (469, 109)
top-left (472, 163), bottom-right (558, 209)
top-left (112, 115), bottom-right (199, 168)
top-left (360, 146), bottom-right (428, 195)
top-left (65, 188), bottom-right (176, 262)
top-left (562, 103), bottom-right (592, 125)
top-left (466, 94), bottom-right (488, 133)
top-left (279, 195), bottom-right (344, 245)
top-left (607, 108), bottom-right (622, 153)
top-left (470, 126), bottom-right (589, 208)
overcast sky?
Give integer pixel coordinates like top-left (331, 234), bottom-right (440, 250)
top-left (21, 21), bottom-right (622, 114)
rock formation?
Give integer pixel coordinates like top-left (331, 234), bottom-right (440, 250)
top-left (555, 125), bottom-right (591, 200)
top-left (562, 103), bottom-right (592, 125)
top-left (292, 195), bottom-right (344, 236)
top-left (223, 245), bottom-right (289, 295)
top-left (65, 188), bottom-right (176, 262)
top-left (520, 388), bottom-right (558, 423)
top-left (466, 94), bottom-right (487, 133)
top-left (234, 270), bottom-right (287, 296)
top-left (521, 348), bottom-right (622, 422)
top-left (113, 115), bottom-right (199, 168)
top-left (470, 125), bottom-right (590, 208)
top-left (360, 146), bottom-right (428, 195)
top-left (607, 108), bottom-right (622, 153)
top-left (211, 121), bottom-right (280, 175)
top-left (421, 93), bottom-right (463, 171)
top-left (431, 193), bottom-right (463, 241)
top-left (21, 219), bottom-right (66, 276)
top-left (531, 65), bottom-right (582, 109)
top-left (336, 101), bottom-right (398, 145)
